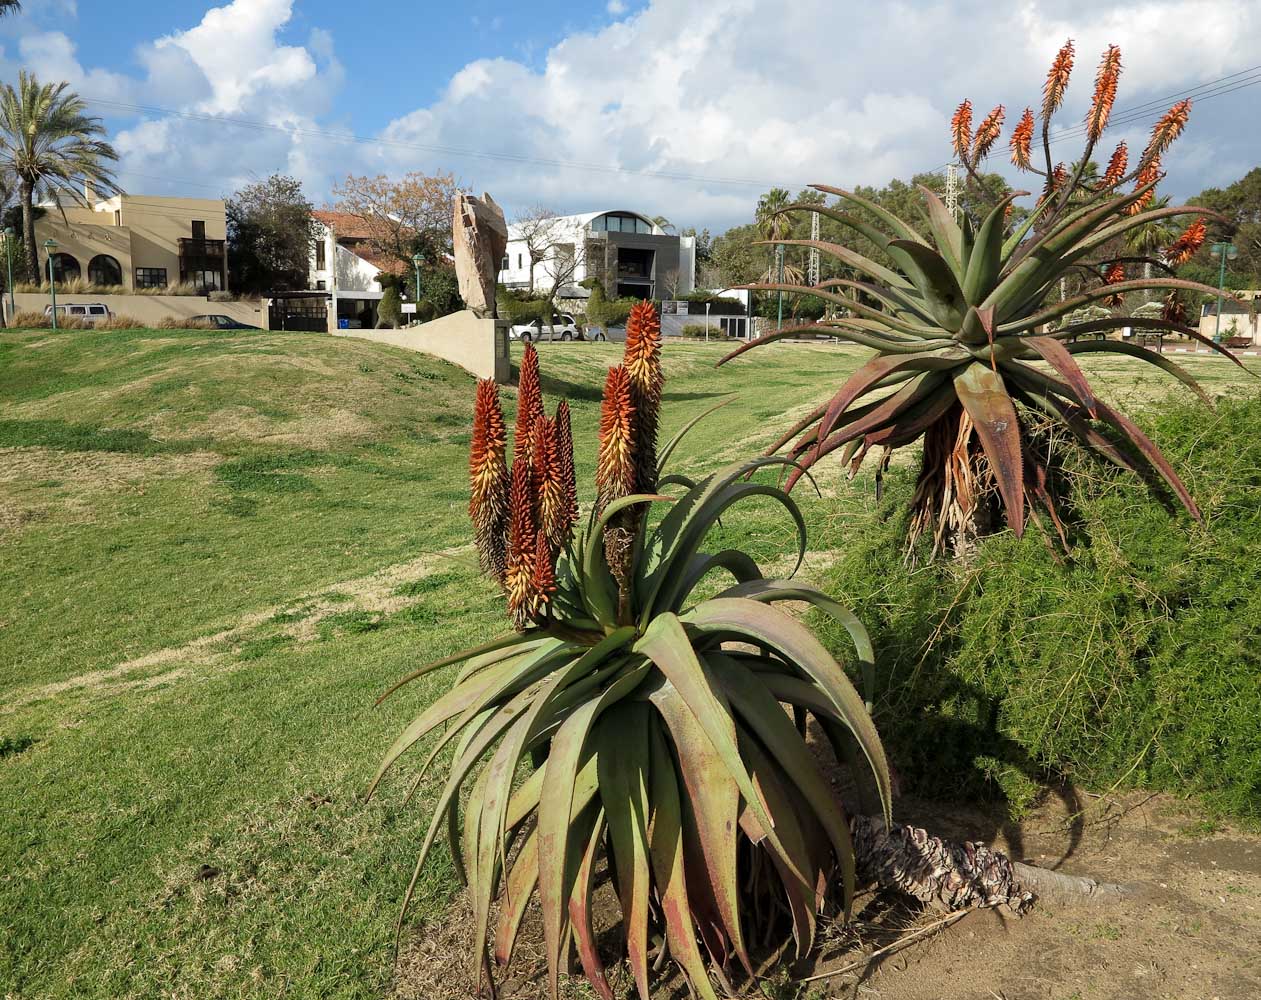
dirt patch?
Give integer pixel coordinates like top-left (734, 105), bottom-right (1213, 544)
top-left (385, 791), bottom-right (1261, 1000)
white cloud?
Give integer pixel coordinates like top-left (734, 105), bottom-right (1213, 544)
top-left (358, 0), bottom-right (1261, 230)
top-left (608, 0), bottom-right (628, 15)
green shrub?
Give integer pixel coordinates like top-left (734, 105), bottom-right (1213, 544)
top-left (678, 322), bottom-right (729, 339)
top-left (376, 274), bottom-right (403, 328)
top-left (820, 392), bottom-right (1261, 820)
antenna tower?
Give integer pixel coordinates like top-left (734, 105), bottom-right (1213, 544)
top-left (944, 163), bottom-right (961, 220)
top-left (808, 209), bottom-right (820, 286)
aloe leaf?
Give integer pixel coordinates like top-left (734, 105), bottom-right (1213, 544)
top-left (656, 397), bottom-right (734, 474)
top-left (593, 703), bottom-right (653, 1000)
top-left (962, 191), bottom-right (1024, 305)
top-left (1002, 278), bottom-right (1245, 335)
top-left (1008, 380), bottom-right (1140, 473)
top-left (682, 598), bottom-right (891, 826)
top-left (494, 826), bottom-right (539, 966)
top-left (916, 184), bottom-right (963, 276)
top-left (375, 629), bottom-right (543, 705)
top-left (953, 363), bottom-right (1025, 536)
top-left (1047, 316), bottom-right (1250, 370)
top-left (1059, 340), bottom-right (1212, 405)
top-left (648, 680), bottom-right (749, 973)
top-left (816, 350), bottom-right (969, 445)
top-left (769, 236), bottom-right (912, 289)
top-left (885, 240), bottom-right (967, 331)
top-left (812, 183), bottom-right (930, 245)
top-left (712, 579), bottom-right (875, 708)
top-left (1023, 335), bottom-right (1098, 417)
top-left (537, 663), bottom-right (649, 999)
top-left (714, 656), bottom-right (856, 914)
top-left (567, 807), bottom-right (614, 1000)
top-left (739, 282), bottom-right (945, 339)
top-left (641, 717), bottom-right (721, 1000)
top-left (675, 549), bottom-right (763, 605)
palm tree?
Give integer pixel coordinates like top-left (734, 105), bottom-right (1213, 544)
top-left (1125, 195), bottom-right (1175, 279)
top-left (649, 214), bottom-right (674, 234)
top-left (0, 2), bottom-right (21, 15)
top-left (0, 72), bottom-right (120, 283)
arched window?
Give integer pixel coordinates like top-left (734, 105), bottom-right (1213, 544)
top-left (88, 254), bottom-right (122, 286)
top-left (590, 212), bottom-right (655, 235)
top-left (49, 253), bottom-right (81, 284)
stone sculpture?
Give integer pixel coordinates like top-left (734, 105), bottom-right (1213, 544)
top-left (453, 192), bottom-right (508, 319)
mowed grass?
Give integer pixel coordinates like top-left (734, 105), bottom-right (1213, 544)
top-left (0, 327), bottom-right (1253, 999)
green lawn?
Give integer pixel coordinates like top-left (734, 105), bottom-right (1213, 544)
top-left (0, 328), bottom-right (1253, 998)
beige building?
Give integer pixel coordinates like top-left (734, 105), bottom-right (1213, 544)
top-left (33, 188), bottom-right (228, 293)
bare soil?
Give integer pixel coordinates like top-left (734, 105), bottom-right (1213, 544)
top-left (389, 790), bottom-right (1261, 1000)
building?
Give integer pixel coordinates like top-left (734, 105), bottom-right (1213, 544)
top-left (34, 188), bottom-right (227, 292)
top-left (498, 210), bottom-right (696, 301)
top-left (308, 211), bottom-right (403, 329)
top-left (1200, 290), bottom-right (1261, 346)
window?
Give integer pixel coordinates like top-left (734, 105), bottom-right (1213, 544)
top-left (185, 269), bottom-right (222, 292)
top-left (88, 254), bottom-right (122, 286)
top-left (191, 220), bottom-right (206, 240)
top-left (49, 253), bottom-right (80, 283)
top-left (113, 210), bottom-right (122, 226)
top-left (500, 255), bottom-right (509, 272)
top-left (517, 254), bottom-right (523, 269)
top-left (88, 306), bottom-right (107, 316)
top-left (315, 239), bottom-right (326, 269)
top-left (316, 280), bottom-right (326, 291)
top-left (591, 212), bottom-right (653, 235)
top-left (135, 267), bottom-right (167, 288)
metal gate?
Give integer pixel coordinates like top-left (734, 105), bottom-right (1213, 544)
top-left (268, 294), bottom-right (329, 332)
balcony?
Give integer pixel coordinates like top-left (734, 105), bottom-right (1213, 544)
top-left (178, 237), bottom-right (225, 258)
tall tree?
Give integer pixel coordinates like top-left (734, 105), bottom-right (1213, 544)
top-left (0, 71), bottom-right (119, 283)
top-left (331, 171), bottom-right (458, 270)
top-left (226, 174), bottom-right (319, 294)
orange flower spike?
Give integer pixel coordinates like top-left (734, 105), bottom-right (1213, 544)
top-left (554, 399), bottom-right (579, 535)
top-left (1103, 262), bottom-right (1126, 307)
top-left (972, 105), bottom-right (1005, 162)
top-left (1010, 107), bottom-right (1035, 170)
top-left (1085, 45), bottom-right (1122, 143)
top-left (1101, 142), bottom-right (1128, 188)
top-left (622, 301), bottom-right (663, 493)
top-left (1042, 39), bottom-right (1075, 121)
top-left (468, 379), bottom-right (509, 580)
top-left (950, 100), bottom-right (973, 162)
top-left (513, 342), bottom-right (544, 466)
top-left (1145, 100), bottom-right (1192, 161)
top-left (504, 458), bottom-right (537, 625)
top-left (1164, 218), bottom-right (1207, 266)
top-left (1128, 156), bottom-right (1161, 215)
top-left (533, 415), bottom-right (567, 548)
top-left (595, 365), bottom-right (636, 508)
top-left (529, 526), bottom-right (556, 616)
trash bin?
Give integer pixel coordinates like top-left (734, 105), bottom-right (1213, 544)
top-left (338, 318), bottom-right (349, 330)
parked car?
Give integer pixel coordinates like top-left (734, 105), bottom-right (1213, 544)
top-left (189, 314), bottom-right (260, 330)
top-left (44, 302), bottom-right (111, 326)
top-left (509, 313), bottom-right (601, 341)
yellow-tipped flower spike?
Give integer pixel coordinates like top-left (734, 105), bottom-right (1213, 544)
top-left (1010, 107), bottom-right (1035, 170)
top-left (622, 300), bottom-right (663, 494)
top-left (1128, 156), bottom-right (1161, 215)
top-left (595, 365), bottom-right (636, 511)
top-left (1085, 45), bottom-right (1122, 143)
top-left (469, 379), bottom-right (509, 581)
top-left (504, 458), bottom-right (537, 628)
top-left (972, 105), bottom-right (1005, 162)
top-left (1042, 39), bottom-right (1075, 121)
top-left (1164, 219), bottom-right (1207, 266)
top-left (1101, 142), bottom-right (1128, 189)
top-left (951, 99), bottom-right (973, 162)
top-left (1144, 99), bottom-right (1191, 161)
top-left (513, 342), bottom-right (545, 467)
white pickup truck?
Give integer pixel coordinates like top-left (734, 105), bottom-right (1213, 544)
top-left (509, 313), bottom-right (603, 342)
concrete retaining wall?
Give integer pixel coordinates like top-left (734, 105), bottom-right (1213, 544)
top-left (334, 309), bottom-right (511, 383)
top-left (8, 292), bottom-right (265, 327)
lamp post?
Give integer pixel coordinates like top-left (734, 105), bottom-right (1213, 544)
top-left (1210, 241), bottom-right (1237, 344)
top-left (705, 301), bottom-right (711, 342)
top-left (775, 243), bottom-right (785, 330)
top-left (44, 239), bottom-right (59, 331)
top-left (411, 252), bottom-right (424, 320)
top-left (2, 228), bottom-right (14, 324)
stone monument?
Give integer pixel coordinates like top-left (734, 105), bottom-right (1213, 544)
top-left (453, 192), bottom-right (508, 319)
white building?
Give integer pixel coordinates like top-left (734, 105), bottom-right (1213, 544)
top-left (498, 209), bottom-right (695, 301)
top-left (309, 211), bottom-right (397, 329)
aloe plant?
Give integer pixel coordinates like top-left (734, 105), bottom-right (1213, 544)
top-left (371, 306), bottom-right (891, 999)
top-left (722, 42), bottom-right (1250, 556)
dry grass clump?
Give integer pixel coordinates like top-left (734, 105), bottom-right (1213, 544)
top-left (154, 316), bottom-right (214, 329)
top-left (12, 279), bottom-right (206, 296)
top-left (8, 310), bottom-right (88, 329)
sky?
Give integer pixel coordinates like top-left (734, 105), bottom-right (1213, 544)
top-left (1, 0), bottom-right (1258, 235)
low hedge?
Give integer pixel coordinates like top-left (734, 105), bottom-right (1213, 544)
top-left (817, 392), bottom-right (1261, 821)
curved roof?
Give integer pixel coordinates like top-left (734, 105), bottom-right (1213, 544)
top-left (569, 209), bottom-right (664, 234)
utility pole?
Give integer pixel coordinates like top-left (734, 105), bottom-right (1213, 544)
top-left (808, 210), bottom-right (820, 287)
top-left (1210, 241), bottom-right (1237, 343)
top-left (945, 164), bottom-right (961, 221)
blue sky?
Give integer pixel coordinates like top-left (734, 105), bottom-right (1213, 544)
top-left (2, 0), bottom-right (1258, 233)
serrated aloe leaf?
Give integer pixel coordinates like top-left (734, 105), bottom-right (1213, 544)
top-left (1022, 335), bottom-right (1097, 417)
top-left (1060, 340), bottom-right (1212, 405)
top-left (648, 680), bottom-right (749, 973)
top-left (494, 825), bottom-right (538, 966)
top-left (656, 397), bottom-right (734, 474)
top-left (713, 579), bottom-right (875, 707)
top-left (772, 236), bottom-right (912, 290)
top-left (953, 363), bottom-right (1025, 536)
top-left (567, 807), bottom-right (614, 1000)
top-left (683, 598), bottom-right (890, 826)
top-left (917, 184), bottom-right (963, 276)
top-left (375, 629), bottom-right (543, 705)
top-left (645, 718), bottom-right (721, 1000)
top-left (816, 350), bottom-right (969, 445)
top-left (813, 183), bottom-right (930, 246)
top-left (961, 191), bottom-right (1024, 306)
top-left (675, 549), bottom-right (763, 606)
top-left (885, 240), bottom-right (966, 331)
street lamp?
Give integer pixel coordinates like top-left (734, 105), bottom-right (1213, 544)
top-left (43, 238), bottom-right (59, 331)
top-left (1210, 241), bottom-right (1238, 344)
top-left (411, 252), bottom-right (424, 320)
top-left (2, 228), bottom-right (14, 323)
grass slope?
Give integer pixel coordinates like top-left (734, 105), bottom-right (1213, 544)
top-left (0, 328), bottom-right (1254, 997)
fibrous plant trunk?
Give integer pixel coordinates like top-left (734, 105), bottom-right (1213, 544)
top-left (906, 404), bottom-right (1001, 560)
top-left (849, 814), bottom-right (1128, 911)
